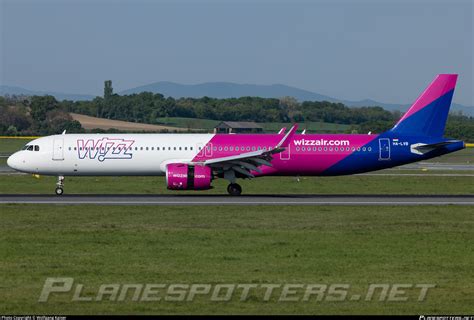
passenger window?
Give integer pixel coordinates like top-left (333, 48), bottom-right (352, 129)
top-left (190, 147), bottom-right (193, 151)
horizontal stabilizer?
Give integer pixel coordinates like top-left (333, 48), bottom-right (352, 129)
top-left (411, 140), bottom-right (462, 154)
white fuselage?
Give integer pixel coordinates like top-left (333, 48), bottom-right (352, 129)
top-left (7, 134), bottom-right (214, 176)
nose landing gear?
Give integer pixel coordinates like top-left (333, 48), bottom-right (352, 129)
top-left (55, 176), bottom-right (64, 196)
top-left (227, 183), bottom-right (242, 196)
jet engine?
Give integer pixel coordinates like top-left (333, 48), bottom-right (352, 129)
top-left (166, 163), bottom-right (212, 190)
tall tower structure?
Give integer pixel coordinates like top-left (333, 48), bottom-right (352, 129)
top-left (104, 80), bottom-right (113, 99)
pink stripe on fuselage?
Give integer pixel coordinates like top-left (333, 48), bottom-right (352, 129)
top-left (395, 74), bottom-right (457, 126)
top-left (193, 133), bottom-right (378, 176)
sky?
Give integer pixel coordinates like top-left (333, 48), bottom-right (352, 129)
top-left (1, 0), bottom-right (473, 106)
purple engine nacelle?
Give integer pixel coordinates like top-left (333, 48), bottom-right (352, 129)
top-left (166, 163), bottom-right (212, 190)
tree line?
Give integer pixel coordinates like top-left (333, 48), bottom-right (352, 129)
top-left (0, 93), bottom-right (473, 141)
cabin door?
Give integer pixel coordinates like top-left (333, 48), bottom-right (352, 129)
top-left (378, 138), bottom-right (390, 160)
top-left (53, 138), bottom-right (64, 161)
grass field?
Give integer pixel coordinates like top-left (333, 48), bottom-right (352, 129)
top-left (1, 136), bottom-right (472, 314)
top-left (0, 138), bottom-right (34, 154)
top-left (1, 204), bottom-right (473, 314)
top-left (0, 174), bottom-right (472, 195)
top-left (420, 147), bottom-right (473, 164)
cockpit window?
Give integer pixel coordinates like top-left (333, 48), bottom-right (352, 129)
top-left (22, 144), bottom-right (40, 151)
top-left (22, 145), bottom-right (40, 151)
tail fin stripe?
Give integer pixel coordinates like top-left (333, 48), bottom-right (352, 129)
top-left (395, 75), bottom-right (457, 127)
top-left (391, 74), bottom-right (457, 137)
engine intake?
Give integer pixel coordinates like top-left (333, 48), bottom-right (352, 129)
top-left (166, 163), bottom-right (212, 190)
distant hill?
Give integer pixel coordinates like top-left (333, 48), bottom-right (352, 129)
top-left (120, 81), bottom-right (339, 103)
top-left (2, 82), bottom-right (473, 116)
top-left (120, 81), bottom-right (474, 116)
top-left (0, 85), bottom-right (95, 101)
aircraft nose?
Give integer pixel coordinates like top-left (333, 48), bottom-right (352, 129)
top-left (7, 152), bottom-right (21, 170)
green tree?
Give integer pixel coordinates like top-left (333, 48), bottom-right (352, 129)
top-left (30, 95), bottom-right (59, 122)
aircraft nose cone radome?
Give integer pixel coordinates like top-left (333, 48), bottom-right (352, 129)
top-left (7, 152), bottom-right (20, 170)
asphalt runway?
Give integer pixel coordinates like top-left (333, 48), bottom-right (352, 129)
top-left (0, 194), bottom-right (472, 205)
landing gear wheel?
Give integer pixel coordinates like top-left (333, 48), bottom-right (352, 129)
top-left (227, 183), bottom-right (242, 196)
top-left (55, 175), bottom-right (65, 196)
top-left (55, 187), bottom-right (64, 196)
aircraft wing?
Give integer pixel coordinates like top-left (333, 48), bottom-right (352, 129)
top-left (198, 124), bottom-right (298, 178)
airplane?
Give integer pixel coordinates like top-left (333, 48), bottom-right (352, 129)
top-left (7, 74), bottom-right (465, 196)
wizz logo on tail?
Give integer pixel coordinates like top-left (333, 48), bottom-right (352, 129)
top-left (77, 138), bottom-right (135, 162)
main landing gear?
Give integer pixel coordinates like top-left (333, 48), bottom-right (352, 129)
top-left (55, 175), bottom-right (64, 196)
top-left (227, 183), bottom-right (242, 196)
